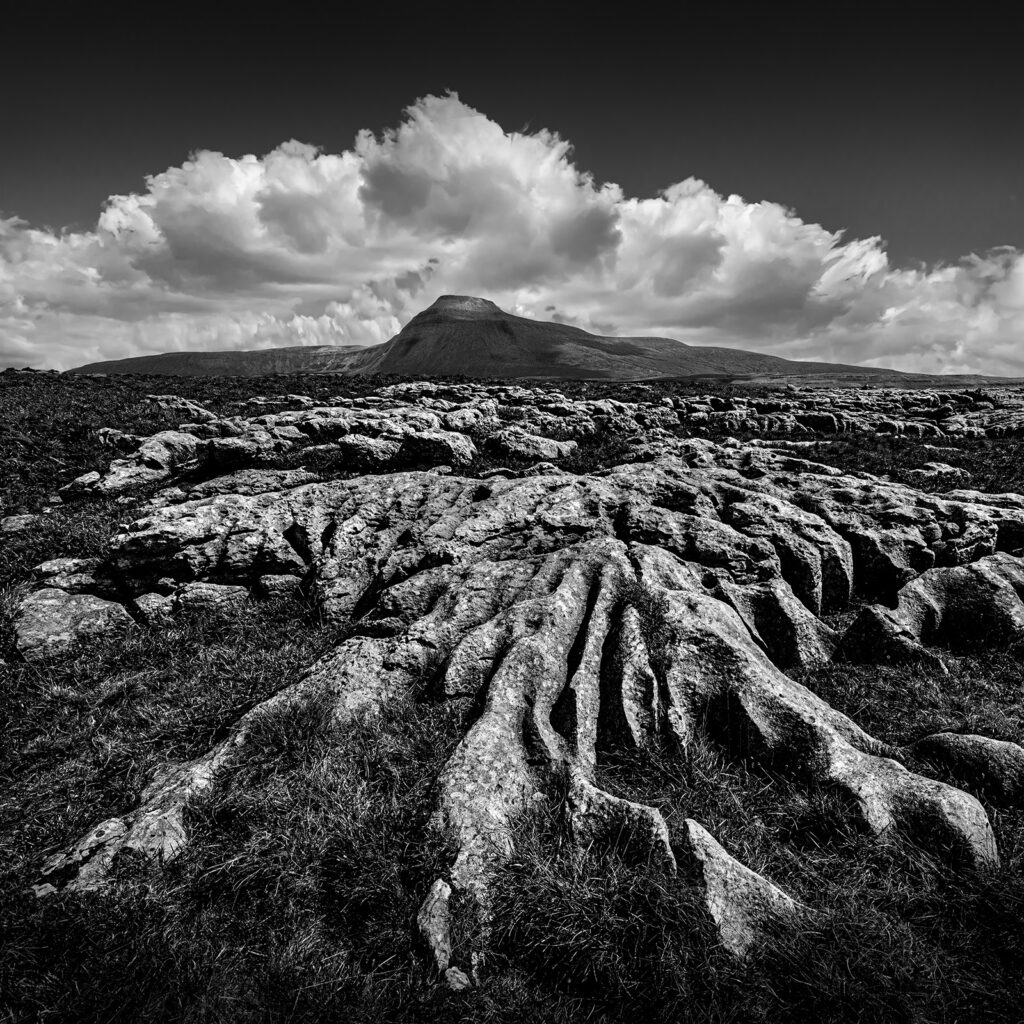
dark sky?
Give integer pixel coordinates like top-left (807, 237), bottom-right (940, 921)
top-left (4, 2), bottom-right (1021, 268)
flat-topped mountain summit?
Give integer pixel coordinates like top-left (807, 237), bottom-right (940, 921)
top-left (419, 294), bottom-right (505, 317)
top-left (72, 295), bottom-right (902, 380)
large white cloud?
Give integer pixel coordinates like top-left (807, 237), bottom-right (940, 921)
top-left (2, 92), bottom-right (1022, 373)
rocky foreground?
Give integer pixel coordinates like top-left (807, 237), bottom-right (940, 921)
top-left (46, 380), bottom-right (1024, 506)
top-left (9, 378), bottom-right (1024, 993)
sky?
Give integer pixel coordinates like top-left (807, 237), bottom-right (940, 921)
top-left (2, 4), bottom-right (1023, 373)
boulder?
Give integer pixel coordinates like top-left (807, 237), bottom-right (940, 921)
top-left (173, 582), bottom-right (249, 614)
top-left (679, 819), bottom-right (806, 957)
top-left (400, 430), bottom-right (478, 468)
top-left (910, 733), bottom-right (1024, 803)
top-left (15, 588), bottom-right (133, 660)
top-left (256, 574), bottom-right (304, 599)
top-left (97, 431), bottom-right (204, 495)
top-left (488, 427), bottom-right (578, 462)
top-left (334, 434), bottom-right (402, 469)
top-left (206, 431), bottom-right (282, 468)
top-left (841, 553), bottom-right (1024, 666)
top-left (134, 592), bottom-right (175, 626)
top-left (1, 513), bottom-right (42, 535)
top-left (146, 394), bottom-right (217, 422)
top-left (96, 428), bottom-right (141, 451)
top-left (60, 471), bottom-right (101, 498)
top-left (32, 557), bottom-right (102, 594)
top-left (903, 462), bottom-right (972, 488)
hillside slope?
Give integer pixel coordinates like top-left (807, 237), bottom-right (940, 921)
top-left (71, 344), bottom-right (367, 377)
top-left (73, 294), bottom-right (900, 379)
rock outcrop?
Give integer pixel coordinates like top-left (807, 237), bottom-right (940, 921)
top-left (18, 379), bottom-right (1024, 982)
top-left (53, 381), bottom-right (1024, 508)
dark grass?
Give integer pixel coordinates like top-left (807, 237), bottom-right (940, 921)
top-left (0, 598), bottom-right (349, 883)
top-left (794, 649), bottom-right (1024, 748)
top-left (578, 591), bottom-right (1024, 1020)
top-left (8, 619), bottom-right (1020, 1022)
top-left (6, 686), bottom-right (1022, 1023)
top-left (593, 729), bottom-right (1024, 1022)
top-left (0, 688), bottom-right (471, 1024)
top-left (756, 434), bottom-right (1024, 495)
top-left (0, 498), bottom-right (136, 602)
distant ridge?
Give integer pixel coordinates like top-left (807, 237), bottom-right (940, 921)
top-left (70, 344), bottom-right (367, 377)
top-left (72, 295), bottom-right (904, 380)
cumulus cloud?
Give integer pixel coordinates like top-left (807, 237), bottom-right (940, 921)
top-left (1, 92), bottom-right (1022, 373)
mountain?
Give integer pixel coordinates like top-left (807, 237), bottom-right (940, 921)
top-left (346, 296), bottom-right (894, 379)
top-left (72, 295), bottom-right (901, 380)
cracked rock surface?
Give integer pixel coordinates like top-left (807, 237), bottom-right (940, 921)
top-left (55, 381), bottom-right (1024, 503)
top-left (17, 381), bottom-right (1024, 981)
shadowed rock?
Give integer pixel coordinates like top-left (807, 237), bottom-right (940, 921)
top-left (488, 427), bottom-right (578, 461)
top-left (841, 552), bottom-right (1024, 667)
top-left (909, 733), bottom-right (1024, 804)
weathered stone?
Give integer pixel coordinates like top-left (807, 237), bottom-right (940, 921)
top-left (147, 394), bottom-right (217, 422)
top-left (904, 462), bottom-right (972, 487)
top-left (179, 468), bottom-right (320, 501)
top-left (255, 574), bottom-right (303, 599)
top-left (417, 878), bottom-right (454, 971)
top-left (444, 967), bottom-right (472, 992)
top-left (679, 819), bottom-right (805, 957)
top-left (841, 553), bottom-right (1024, 666)
top-left (569, 770), bottom-right (676, 871)
top-left (37, 756), bottom-right (227, 892)
top-left (98, 430), bottom-right (204, 495)
top-left (33, 557), bottom-right (100, 577)
top-left (400, 429), bottom-right (478, 467)
top-left (910, 733), bottom-right (1024, 803)
top-left (206, 431), bottom-right (285, 469)
top-left (718, 490), bottom-right (853, 615)
top-left (839, 605), bottom-right (948, 672)
top-left (441, 403), bottom-right (498, 433)
top-left (96, 427), bottom-right (141, 450)
top-left (133, 592), bottom-right (175, 625)
top-left (173, 582), bottom-right (249, 614)
top-left (488, 427), bottom-right (577, 461)
top-left (715, 577), bottom-right (839, 669)
top-left (15, 588), bottom-right (133, 660)
top-left (32, 557), bottom-right (103, 595)
top-left (60, 471), bottom-right (101, 498)
top-left (334, 434), bottom-right (402, 469)
top-left (1, 513), bottom-right (41, 535)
